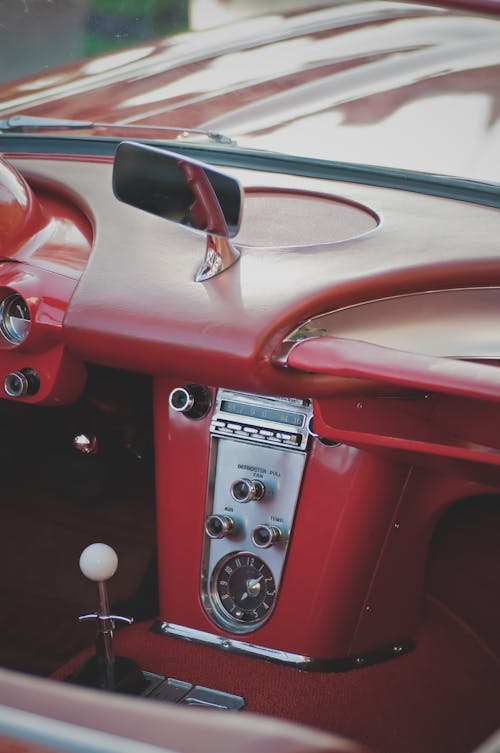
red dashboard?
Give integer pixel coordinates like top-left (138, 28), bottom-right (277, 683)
top-left (1, 1), bottom-right (500, 750)
top-left (1, 151), bottom-right (500, 671)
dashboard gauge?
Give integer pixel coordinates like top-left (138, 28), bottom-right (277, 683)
top-left (0, 294), bottom-right (31, 344)
top-left (212, 552), bottom-right (277, 627)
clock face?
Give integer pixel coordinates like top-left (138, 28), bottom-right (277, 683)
top-left (211, 552), bottom-right (277, 627)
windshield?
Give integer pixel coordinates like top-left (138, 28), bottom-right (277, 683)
top-left (1, 0), bottom-right (500, 183)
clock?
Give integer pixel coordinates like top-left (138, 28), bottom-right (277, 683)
top-left (211, 552), bottom-right (277, 630)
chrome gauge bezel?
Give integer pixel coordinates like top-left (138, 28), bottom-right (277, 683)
top-left (0, 294), bottom-right (31, 345)
top-left (209, 551), bottom-right (278, 634)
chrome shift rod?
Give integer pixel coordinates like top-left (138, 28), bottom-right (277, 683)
top-left (78, 543), bottom-right (133, 691)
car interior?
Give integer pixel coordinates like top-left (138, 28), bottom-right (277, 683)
top-left (0, 132), bottom-right (499, 753)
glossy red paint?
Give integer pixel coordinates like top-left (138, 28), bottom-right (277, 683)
top-left (286, 337), bottom-right (500, 468)
top-left (287, 337), bottom-right (500, 403)
top-left (0, 158), bottom-right (92, 403)
top-left (11, 158), bottom-right (495, 393)
top-left (0, 261), bottom-right (86, 404)
top-left (0, 156), bottom-right (46, 254)
top-left (0, 155), bottom-right (93, 275)
top-left (1, 4), bottom-right (500, 182)
top-left (429, 0), bottom-right (500, 11)
top-left (310, 392), bottom-right (500, 471)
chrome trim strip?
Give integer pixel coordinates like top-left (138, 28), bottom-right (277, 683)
top-left (151, 621), bottom-right (414, 671)
top-left (284, 286), bottom-right (500, 360)
top-left (152, 621), bottom-right (313, 666)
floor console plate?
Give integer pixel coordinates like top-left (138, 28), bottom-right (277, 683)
top-left (142, 671), bottom-right (245, 710)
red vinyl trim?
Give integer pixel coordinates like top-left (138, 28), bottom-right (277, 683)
top-left (287, 337), bottom-right (500, 402)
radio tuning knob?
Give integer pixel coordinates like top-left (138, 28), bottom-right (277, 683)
top-left (230, 478), bottom-right (266, 503)
top-left (169, 383), bottom-right (211, 419)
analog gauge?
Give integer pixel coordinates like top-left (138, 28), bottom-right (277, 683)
top-left (0, 294), bottom-right (31, 344)
top-left (212, 552), bottom-right (277, 627)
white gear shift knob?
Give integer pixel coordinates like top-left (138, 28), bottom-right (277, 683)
top-left (79, 543), bottom-right (118, 582)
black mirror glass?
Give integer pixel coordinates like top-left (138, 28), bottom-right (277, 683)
top-left (112, 141), bottom-right (242, 238)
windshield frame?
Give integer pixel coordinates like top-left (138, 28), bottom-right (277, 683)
top-left (3, 134), bottom-right (500, 209)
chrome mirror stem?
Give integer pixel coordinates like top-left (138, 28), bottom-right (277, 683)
top-left (195, 233), bottom-right (240, 282)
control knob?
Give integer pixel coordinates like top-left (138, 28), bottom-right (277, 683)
top-left (251, 524), bottom-right (285, 549)
top-left (205, 514), bottom-right (236, 539)
top-left (230, 478), bottom-right (266, 503)
top-left (169, 383), bottom-right (211, 419)
top-left (4, 368), bottom-right (40, 398)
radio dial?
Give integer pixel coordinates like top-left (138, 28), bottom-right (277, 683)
top-left (230, 478), bottom-right (265, 503)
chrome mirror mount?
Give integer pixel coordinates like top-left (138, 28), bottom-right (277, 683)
top-left (112, 141), bottom-right (242, 283)
top-left (195, 232), bottom-right (240, 282)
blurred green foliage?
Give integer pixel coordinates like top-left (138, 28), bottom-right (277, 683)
top-left (84, 0), bottom-right (188, 56)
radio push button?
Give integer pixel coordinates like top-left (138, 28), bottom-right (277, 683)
top-left (230, 478), bottom-right (265, 503)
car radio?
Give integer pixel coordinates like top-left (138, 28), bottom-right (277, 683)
top-left (209, 389), bottom-right (312, 450)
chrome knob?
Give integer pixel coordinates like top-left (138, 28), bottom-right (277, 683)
top-left (169, 383), bottom-right (211, 419)
top-left (3, 368), bottom-right (39, 398)
top-left (251, 524), bottom-right (284, 549)
top-left (73, 433), bottom-right (98, 455)
top-left (169, 387), bottom-right (194, 413)
top-left (4, 371), bottom-right (28, 397)
top-left (230, 478), bottom-right (265, 503)
top-left (205, 514), bottom-right (236, 539)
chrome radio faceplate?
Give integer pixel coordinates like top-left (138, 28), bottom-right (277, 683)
top-left (202, 390), bottom-right (312, 634)
top-left (210, 389), bottom-right (312, 450)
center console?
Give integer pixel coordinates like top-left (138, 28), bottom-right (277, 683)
top-left (153, 378), bottom-right (413, 668)
top-left (201, 389), bottom-right (313, 634)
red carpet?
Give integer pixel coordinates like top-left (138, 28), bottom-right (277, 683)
top-left (56, 594), bottom-right (500, 753)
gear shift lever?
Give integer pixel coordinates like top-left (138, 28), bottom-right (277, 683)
top-left (78, 544), bottom-right (133, 690)
top-left (68, 543), bottom-right (145, 694)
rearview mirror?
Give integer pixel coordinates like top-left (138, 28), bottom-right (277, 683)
top-left (113, 141), bottom-right (242, 238)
